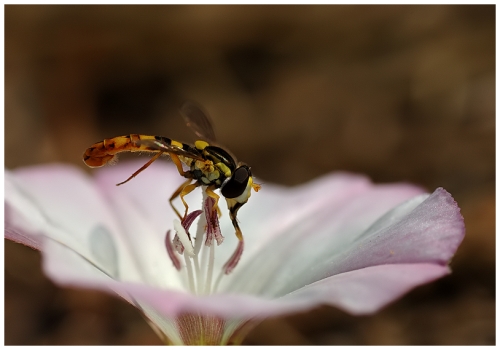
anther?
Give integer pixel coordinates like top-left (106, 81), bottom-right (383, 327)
top-left (174, 220), bottom-right (195, 257)
top-left (204, 197), bottom-right (224, 246)
top-left (165, 230), bottom-right (181, 270)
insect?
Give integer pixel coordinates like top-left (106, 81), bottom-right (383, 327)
top-left (83, 102), bottom-right (260, 242)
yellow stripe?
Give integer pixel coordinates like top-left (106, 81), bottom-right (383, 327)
top-left (195, 140), bottom-right (209, 150)
top-left (171, 140), bottom-right (183, 148)
top-left (216, 163), bottom-right (232, 177)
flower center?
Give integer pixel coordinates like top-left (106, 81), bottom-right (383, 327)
top-left (165, 192), bottom-right (243, 295)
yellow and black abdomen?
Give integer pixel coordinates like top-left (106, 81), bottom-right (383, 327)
top-left (83, 134), bottom-right (187, 168)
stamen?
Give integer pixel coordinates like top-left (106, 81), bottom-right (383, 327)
top-left (183, 210), bottom-right (205, 293)
top-left (213, 240), bottom-right (244, 293)
top-left (223, 240), bottom-right (244, 275)
top-left (183, 210), bottom-right (203, 229)
top-left (205, 243), bottom-right (215, 294)
top-left (172, 210), bottom-right (202, 254)
top-left (193, 213), bottom-right (206, 294)
top-left (166, 189), bottom-right (246, 296)
top-left (199, 240), bottom-right (210, 294)
top-left (165, 230), bottom-right (181, 270)
top-left (193, 211), bottom-right (206, 256)
top-left (204, 196), bottom-right (224, 246)
top-left (183, 253), bottom-right (196, 293)
top-left (172, 234), bottom-right (185, 254)
top-left (174, 220), bottom-right (195, 257)
top-left (192, 254), bottom-right (201, 294)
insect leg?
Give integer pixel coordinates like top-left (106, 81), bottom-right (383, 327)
top-left (169, 153), bottom-right (191, 177)
top-left (205, 185), bottom-right (222, 217)
top-left (179, 182), bottom-right (201, 219)
top-left (225, 198), bottom-right (244, 241)
top-left (169, 178), bottom-right (193, 219)
top-left (116, 151), bottom-right (164, 186)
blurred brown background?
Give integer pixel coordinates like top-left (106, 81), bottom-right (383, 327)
top-left (5, 5), bottom-right (494, 345)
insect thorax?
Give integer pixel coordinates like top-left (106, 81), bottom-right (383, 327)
top-left (184, 144), bottom-right (236, 188)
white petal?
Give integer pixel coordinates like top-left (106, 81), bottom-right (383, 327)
top-left (5, 165), bottom-right (144, 282)
top-left (277, 263), bottom-right (451, 315)
top-left (224, 179), bottom-right (425, 295)
top-left (94, 163), bottom-right (188, 290)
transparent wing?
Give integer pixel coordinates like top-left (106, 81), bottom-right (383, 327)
top-left (180, 101), bottom-right (217, 143)
top-left (135, 138), bottom-right (205, 161)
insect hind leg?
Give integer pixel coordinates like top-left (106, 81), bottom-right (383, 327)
top-left (116, 151), bottom-right (164, 186)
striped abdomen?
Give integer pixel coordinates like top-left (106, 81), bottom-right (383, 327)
top-left (83, 134), bottom-right (183, 167)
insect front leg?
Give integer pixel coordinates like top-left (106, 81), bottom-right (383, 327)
top-left (225, 198), bottom-right (244, 241)
top-left (205, 185), bottom-right (222, 217)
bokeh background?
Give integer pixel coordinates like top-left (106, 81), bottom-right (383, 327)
top-left (5, 5), bottom-right (494, 345)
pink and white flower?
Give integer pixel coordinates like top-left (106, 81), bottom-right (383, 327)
top-left (5, 161), bottom-right (465, 345)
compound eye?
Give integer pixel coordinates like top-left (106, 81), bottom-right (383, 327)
top-left (221, 166), bottom-right (251, 198)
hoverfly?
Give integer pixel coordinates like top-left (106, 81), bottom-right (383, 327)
top-left (83, 102), bottom-right (260, 242)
